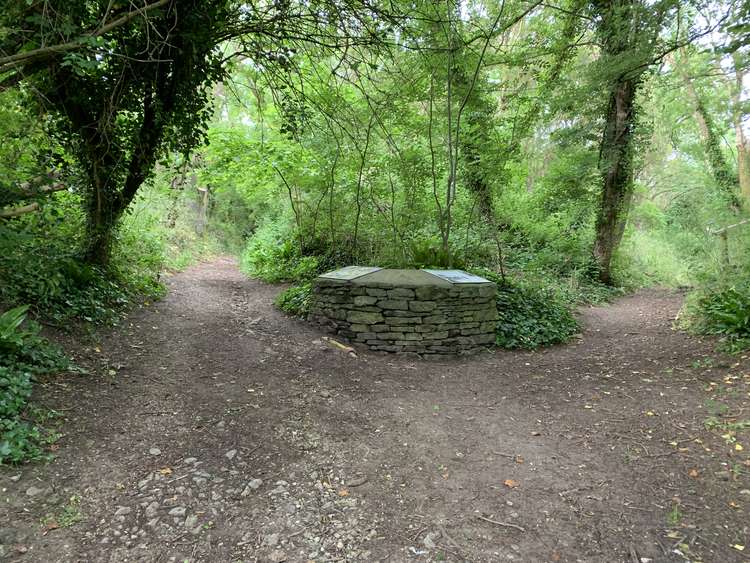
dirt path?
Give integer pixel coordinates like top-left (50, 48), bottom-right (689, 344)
top-left (2, 258), bottom-right (749, 563)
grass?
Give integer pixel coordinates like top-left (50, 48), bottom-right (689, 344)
top-left (41, 495), bottom-right (83, 529)
top-left (666, 503), bottom-right (683, 527)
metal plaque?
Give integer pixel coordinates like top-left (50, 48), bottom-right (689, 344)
top-left (423, 269), bottom-right (490, 284)
top-left (319, 266), bottom-right (382, 281)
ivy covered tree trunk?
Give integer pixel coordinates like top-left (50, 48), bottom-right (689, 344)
top-left (12, 0), bottom-right (230, 267)
top-left (676, 51), bottom-right (741, 210)
top-left (590, 0), bottom-right (668, 285)
top-left (593, 77), bottom-right (638, 285)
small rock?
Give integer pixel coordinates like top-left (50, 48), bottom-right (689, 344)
top-left (149, 448), bottom-right (161, 456)
top-left (423, 531), bottom-right (441, 549)
top-left (114, 506), bottom-right (132, 517)
top-left (168, 507), bottom-right (186, 517)
top-left (248, 479), bottom-right (263, 490)
top-left (10, 475), bottom-right (21, 482)
top-left (225, 449), bottom-right (237, 460)
top-left (145, 502), bottom-right (159, 518)
top-left (185, 515), bottom-right (199, 528)
top-left (268, 550), bottom-right (287, 563)
top-left (26, 486), bottom-right (44, 497)
top-left (264, 533), bottom-right (280, 547)
top-left (740, 489), bottom-right (750, 496)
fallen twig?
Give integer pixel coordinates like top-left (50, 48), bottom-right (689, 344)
top-left (287, 526), bottom-right (310, 539)
top-left (475, 515), bottom-right (525, 532)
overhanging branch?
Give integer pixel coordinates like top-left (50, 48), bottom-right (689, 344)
top-left (0, 202), bottom-right (40, 218)
top-left (0, 0), bottom-right (171, 75)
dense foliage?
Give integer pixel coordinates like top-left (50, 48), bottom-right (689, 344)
top-left (0, 306), bottom-right (69, 464)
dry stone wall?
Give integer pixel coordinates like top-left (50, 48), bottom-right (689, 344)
top-left (310, 273), bottom-right (497, 357)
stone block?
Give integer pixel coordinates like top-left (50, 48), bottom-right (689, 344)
top-left (365, 288), bottom-right (388, 297)
top-left (425, 345), bottom-right (453, 353)
top-left (473, 333), bottom-right (496, 344)
top-left (382, 310), bottom-right (422, 318)
top-left (345, 305), bottom-right (382, 313)
top-left (347, 311), bottom-right (384, 324)
top-left (388, 287), bottom-right (416, 299)
top-left (399, 333), bottom-right (422, 340)
top-left (377, 332), bottom-right (405, 340)
top-left (408, 301), bottom-right (436, 312)
top-left (353, 295), bottom-right (379, 306)
top-left (386, 317), bottom-right (422, 325)
top-left (421, 331), bottom-right (449, 340)
top-left (461, 328), bottom-right (482, 336)
top-left (372, 345), bottom-right (402, 352)
top-left (378, 300), bottom-right (409, 310)
top-left (417, 286), bottom-right (449, 300)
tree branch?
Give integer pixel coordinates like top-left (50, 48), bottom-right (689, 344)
top-left (0, 202), bottom-right (40, 218)
top-left (0, 0), bottom-right (171, 75)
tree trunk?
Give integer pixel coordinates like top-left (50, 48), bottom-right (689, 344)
top-left (593, 77), bottom-right (638, 285)
top-left (82, 147), bottom-right (122, 266)
top-left (738, 134), bottom-right (750, 203)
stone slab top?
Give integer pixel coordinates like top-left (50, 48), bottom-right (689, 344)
top-left (422, 269), bottom-right (494, 284)
top-left (318, 266), bottom-right (382, 281)
top-left (317, 267), bottom-right (494, 287)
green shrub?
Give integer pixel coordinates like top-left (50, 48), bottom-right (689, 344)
top-left (242, 230), bottom-right (321, 283)
top-left (0, 366), bottom-right (32, 421)
top-left (275, 283), bottom-right (313, 317)
top-left (409, 240), bottom-right (467, 269)
top-left (686, 283), bottom-right (750, 341)
top-left (474, 269), bottom-right (579, 349)
top-left (0, 305), bottom-right (69, 464)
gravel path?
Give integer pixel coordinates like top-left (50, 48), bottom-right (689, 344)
top-left (1, 257), bottom-right (748, 562)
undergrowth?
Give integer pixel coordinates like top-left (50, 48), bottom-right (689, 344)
top-left (0, 305), bottom-right (69, 464)
top-left (473, 269), bottom-right (580, 349)
top-left (681, 281), bottom-right (750, 352)
top-left (275, 282), bottom-right (313, 317)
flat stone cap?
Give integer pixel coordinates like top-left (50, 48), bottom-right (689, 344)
top-left (317, 267), bottom-right (494, 287)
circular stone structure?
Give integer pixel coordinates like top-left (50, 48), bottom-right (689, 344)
top-left (309, 267), bottom-right (497, 357)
